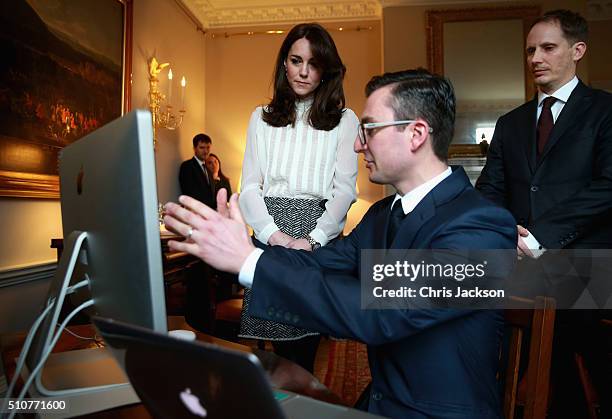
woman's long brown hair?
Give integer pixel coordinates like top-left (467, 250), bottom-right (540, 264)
top-left (263, 23), bottom-right (346, 131)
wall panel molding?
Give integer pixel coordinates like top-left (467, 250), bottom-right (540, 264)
top-left (0, 262), bottom-right (56, 289)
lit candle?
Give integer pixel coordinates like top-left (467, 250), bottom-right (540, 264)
top-left (167, 69), bottom-right (173, 105)
top-left (181, 76), bottom-right (186, 110)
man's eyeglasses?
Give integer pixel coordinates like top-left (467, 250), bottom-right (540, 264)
top-left (358, 120), bottom-right (434, 145)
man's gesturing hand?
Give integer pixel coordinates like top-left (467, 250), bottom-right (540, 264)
top-left (163, 191), bottom-right (255, 274)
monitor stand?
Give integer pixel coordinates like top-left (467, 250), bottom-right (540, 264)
top-left (23, 231), bottom-right (140, 418)
top-left (21, 348), bottom-right (139, 418)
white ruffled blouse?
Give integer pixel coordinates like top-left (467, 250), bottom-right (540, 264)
top-left (239, 99), bottom-right (359, 245)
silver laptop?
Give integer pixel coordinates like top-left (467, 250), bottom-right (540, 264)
top-left (93, 317), bottom-right (385, 419)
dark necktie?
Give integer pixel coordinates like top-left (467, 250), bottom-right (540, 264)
top-left (201, 163), bottom-right (210, 185)
top-left (386, 199), bottom-right (405, 248)
top-left (537, 96), bottom-right (556, 155)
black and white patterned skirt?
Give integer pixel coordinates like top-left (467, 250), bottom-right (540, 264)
top-left (238, 196), bottom-right (325, 341)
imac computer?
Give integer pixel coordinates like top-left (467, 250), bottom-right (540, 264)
top-left (21, 110), bottom-right (167, 416)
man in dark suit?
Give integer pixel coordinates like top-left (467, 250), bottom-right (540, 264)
top-left (476, 10), bottom-right (612, 417)
top-left (178, 133), bottom-right (217, 332)
top-left (179, 133), bottom-right (216, 208)
top-left (165, 69), bottom-right (517, 419)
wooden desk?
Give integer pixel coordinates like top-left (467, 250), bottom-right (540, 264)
top-left (50, 235), bottom-right (198, 279)
top-left (1, 316), bottom-right (342, 418)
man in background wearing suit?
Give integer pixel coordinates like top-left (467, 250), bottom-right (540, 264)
top-left (165, 69), bottom-right (517, 419)
top-left (476, 10), bottom-right (612, 417)
top-left (179, 133), bottom-right (216, 209)
top-left (179, 133), bottom-right (218, 332)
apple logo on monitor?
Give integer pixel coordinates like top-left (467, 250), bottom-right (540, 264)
top-left (180, 388), bottom-right (207, 417)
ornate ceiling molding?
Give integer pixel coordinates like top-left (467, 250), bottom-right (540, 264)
top-left (182, 0), bottom-right (382, 29)
top-left (381, 0), bottom-right (513, 6)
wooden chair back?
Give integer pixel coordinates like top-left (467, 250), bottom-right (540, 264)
top-left (503, 296), bottom-right (556, 419)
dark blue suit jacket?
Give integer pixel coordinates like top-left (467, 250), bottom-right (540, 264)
top-left (248, 167), bottom-right (517, 419)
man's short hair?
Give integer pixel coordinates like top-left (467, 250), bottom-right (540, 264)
top-left (193, 133), bottom-right (212, 148)
top-left (533, 9), bottom-right (588, 45)
top-left (365, 68), bottom-right (455, 161)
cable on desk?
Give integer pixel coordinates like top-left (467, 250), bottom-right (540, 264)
top-left (58, 325), bottom-right (101, 343)
top-left (10, 299), bottom-right (94, 419)
top-left (1, 297), bottom-right (56, 414)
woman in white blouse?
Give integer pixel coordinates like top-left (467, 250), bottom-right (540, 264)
top-left (238, 23), bottom-right (358, 372)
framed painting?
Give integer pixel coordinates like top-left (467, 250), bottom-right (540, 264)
top-left (0, 0), bottom-right (132, 198)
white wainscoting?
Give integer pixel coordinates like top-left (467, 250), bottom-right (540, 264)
top-left (0, 262), bottom-right (56, 333)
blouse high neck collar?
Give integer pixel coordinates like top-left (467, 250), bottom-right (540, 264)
top-left (295, 96), bottom-right (314, 114)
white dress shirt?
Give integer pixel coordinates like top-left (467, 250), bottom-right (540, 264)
top-left (238, 167), bottom-right (453, 288)
top-left (536, 76), bottom-right (578, 123)
top-left (239, 99), bottom-right (358, 246)
top-left (391, 167), bottom-right (452, 216)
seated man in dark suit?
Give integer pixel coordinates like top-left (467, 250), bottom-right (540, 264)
top-left (179, 133), bottom-right (216, 208)
top-left (164, 69), bottom-right (517, 419)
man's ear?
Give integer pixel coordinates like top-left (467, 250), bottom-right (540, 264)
top-left (409, 121), bottom-right (431, 152)
top-left (572, 41), bottom-right (587, 62)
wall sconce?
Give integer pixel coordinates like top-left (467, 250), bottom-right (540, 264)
top-left (148, 57), bottom-right (186, 147)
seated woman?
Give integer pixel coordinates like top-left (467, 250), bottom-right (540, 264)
top-left (206, 153), bottom-right (232, 196)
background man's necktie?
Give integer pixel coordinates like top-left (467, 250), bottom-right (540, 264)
top-left (387, 199), bottom-right (405, 248)
top-left (201, 163), bottom-right (210, 185)
top-left (537, 96), bottom-right (557, 155)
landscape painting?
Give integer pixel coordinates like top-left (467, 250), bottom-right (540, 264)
top-left (0, 0), bottom-right (132, 197)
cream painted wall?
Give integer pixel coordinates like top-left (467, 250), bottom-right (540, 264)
top-left (444, 19), bottom-right (525, 102)
top-left (0, 199), bottom-right (62, 270)
top-left (204, 21), bottom-right (384, 235)
top-left (132, 0), bottom-right (206, 205)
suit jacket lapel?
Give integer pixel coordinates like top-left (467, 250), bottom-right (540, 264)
top-left (521, 98), bottom-right (538, 174)
top-left (538, 81), bottom-right (592, 163)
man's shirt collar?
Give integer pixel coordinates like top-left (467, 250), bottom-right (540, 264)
top-left (538, 76), bottom-right (578, 107)
top-left (194, 155), bottom-right (206, 166)
top-left (392, 167), bottom-right (452, 215)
